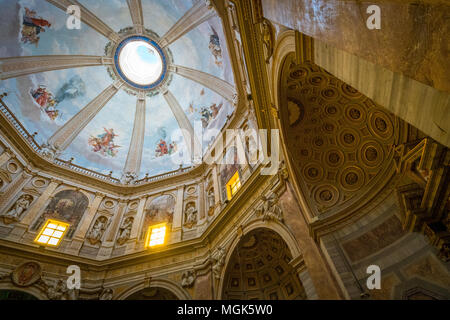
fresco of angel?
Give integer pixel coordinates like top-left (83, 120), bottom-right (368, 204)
top-left (209, 27), bottom-right (223, 67)
top-left (200, 102), bottom-right (223, 128)
top-left (30, 86), bottom-right (60, 121)
top-left (88, 128), bottom-right (121, 157)
top-left (155, 139), bottom-right (178, 158)
top-left (20, 7), bottom-right (51, 47)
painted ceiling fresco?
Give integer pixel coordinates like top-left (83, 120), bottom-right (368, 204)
top-left (0, 0), bottom-right (235, 178)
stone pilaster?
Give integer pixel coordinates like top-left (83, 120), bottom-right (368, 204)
top-left (0, 55), bottom-right (109, 80)
top-left (169, 65), bottom-right (236, 104)
top-left (47, 81), bottom-right (123, 153)
top-left (126, 196), bottom-right (147, 253)
top-left (65, 192), bottom-right (105, 255)
top-left (172, 186), bottom-right (185, 242)
top-left (45, 0), bottom-right (121, 42)
top-left (126, 0), bottom-right (144, 34)
top-left (162, 88), bottom-right (201, 160)
top-left (159, 0), bottom-right (216, 47)
top-left (129, 196), bottom-right (147, 241)
top-left (212, 164), bottom-right (221, 211)
top-left (0, 148), bottom-right (13, 168)
top-left (122, 93), bottom-right (146, 178)
top-left (198, 179), bottom-right (206, 222)
top-left (98, 201), bottom-right (127, 259)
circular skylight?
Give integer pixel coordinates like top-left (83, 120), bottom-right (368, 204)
top-left (115, 36), bottom-right (166, 89)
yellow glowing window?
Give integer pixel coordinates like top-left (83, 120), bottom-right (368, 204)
top-left (226, 171), bottom-right (241, 200)
top-left (145, 223), bottom-right (167, 248)
top-left (34, 219), bottom-right (69, 247)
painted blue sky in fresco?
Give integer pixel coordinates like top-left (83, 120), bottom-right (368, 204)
top-left (0, 0), bottom-right (236, 178)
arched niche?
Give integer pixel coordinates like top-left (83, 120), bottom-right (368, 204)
top-left (140, 194), bottom-right (175, 240)
top-left (0, 282), bottom-right (48, 300)
top-left (0, 289), bottom-right (39, 300)
top-left (117, 278), bottom-right (191, 300)
top-left (221, 228), bottom-right (307, 300)
top-left (31, 189), bottom-right (89, 238)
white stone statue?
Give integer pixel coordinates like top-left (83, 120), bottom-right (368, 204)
top-left (40, 143), bottom-right (58, 160)
top-left (207, 189), bottom-right (215, 212)
top-left (47, 279), bottom-right (78, 300)
top-left (185, 203), bottom-right (198, 227)
top-left (116, 217), bottom-right (133, 245)
top-left (181, 270), bottom-right (196, 288)
top-left (2, 194), bottom-right (33, 222)
top-left (211, 246), bottom-right (226, 279)
top-left (87, 216), bottom-right (109, 245)
top-left (121, 172), bottom-right (136, 185)
top-left (99, 288), bottom-right (114, 300)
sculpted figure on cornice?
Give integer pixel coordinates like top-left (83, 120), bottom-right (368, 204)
top-left (46, 279), bottom-right (78, 300)
top-left (211, 246), bottom-right (226, 279)
top-left (261, 19), bottom-right (275, 64)
top-left (207, 188), bottom-right (215, 215)
top-left (99, 288), bottom-right (114, 300)
top-left (121, 172), bottom-right (137, 185)
top-left (40, 143), bottom-right (59, 160)
top-left (181, 270), bottom-right (196, 288)
top-left (257, 191), bottom-right (283, 223)
top-left (117, 217), bottom-right (133, 245)
top-left (1, 194), bottom-right (33, 224)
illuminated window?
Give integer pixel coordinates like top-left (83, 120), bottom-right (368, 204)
top-left (145, 223), bottom-right (167, 248)
top-left (226, 171), bottom-right (241, 200)
top-left (34, 219), bottom-right (69, 247)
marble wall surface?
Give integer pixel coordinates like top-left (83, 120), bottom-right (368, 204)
top-left (262, 0), bottom-right (449, 92)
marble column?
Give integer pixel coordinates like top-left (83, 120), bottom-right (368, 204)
top-left (280, 182), bottom-right (344, 299)
top-left (0, 55), bottom-right (111, 80)
top-left (169, 65), bottom-right (236, 104)
top-left (46, 0), bottom-right (121, 43)
top-left (123, 93), bottom-right (146, 179)
top-left (162, 88), bottom-right (201, 160)
top-left (126, 0), bottom-right (144, 34)
top-left (47, 81), bottom-right (123, 153)
top-left (159, 0), bottom-right (216, 48)
top-left (9, 179), bottom-right (61, 240)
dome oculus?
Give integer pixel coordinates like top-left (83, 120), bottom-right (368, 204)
top-left (114, 36), bottom-right (167, 90)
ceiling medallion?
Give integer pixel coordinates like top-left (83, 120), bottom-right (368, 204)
top-left (106, 29), bottom-right (173, 95)
top-left (114, 35), bottom-right (167, 90)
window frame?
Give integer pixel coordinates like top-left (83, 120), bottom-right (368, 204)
top-left (34, 219), bottom-right (70, 247)
top-left (145, 222), bottom-right (168, 248)
top-left (226, 170), bottom-right (241, 200)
